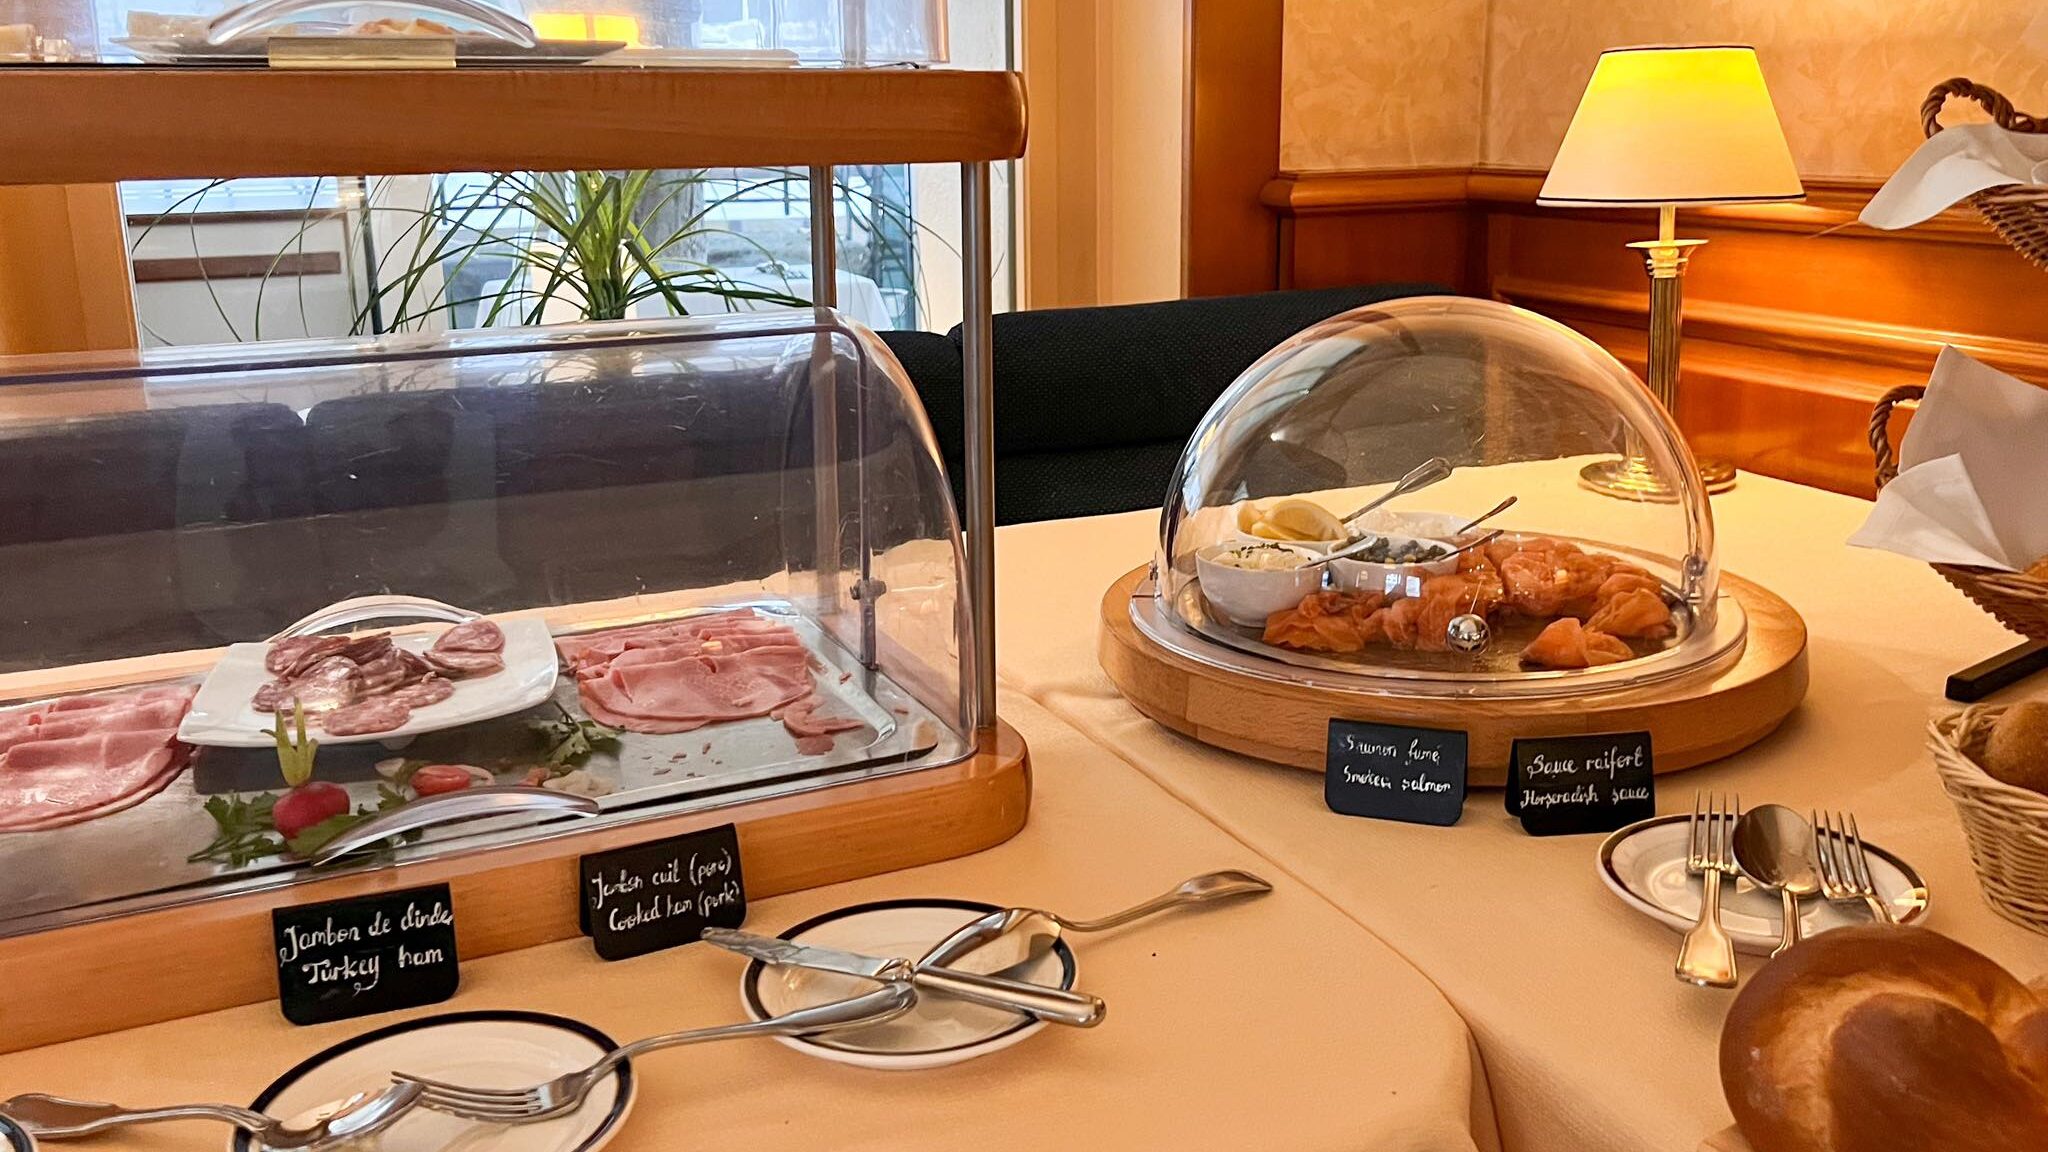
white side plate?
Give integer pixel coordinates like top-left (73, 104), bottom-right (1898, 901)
top-left (740, 899), bottom-right (1079, 1071)
top-left (234, 1010), bottom-right (630, 1152)
top-left (1597, 813), bottom-right (1930, 955)
top-left (179, 619), bottom-right (558, 748)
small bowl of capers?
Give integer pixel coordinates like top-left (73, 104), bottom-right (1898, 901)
top-left (1329, 535), bottom-right (1460, 600)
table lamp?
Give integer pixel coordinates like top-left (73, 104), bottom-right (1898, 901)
top-left (1539, 45), bottom-right (1803, 498)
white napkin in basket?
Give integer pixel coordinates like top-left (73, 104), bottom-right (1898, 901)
top-left (1848, 347), bottom-right (2048, 572)
top-left (1860, 123), bottom-right (2048, 230)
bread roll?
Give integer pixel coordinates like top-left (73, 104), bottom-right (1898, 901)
top-left (1722, 925), bottom-right (2048, 1152)
top-left (1982, 702), bottom-right (2048, 795)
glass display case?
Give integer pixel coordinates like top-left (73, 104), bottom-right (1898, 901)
top-left (0, 310), bottom-right (974, 935)
top-left (1140, 295), bottom-right (1747, 699)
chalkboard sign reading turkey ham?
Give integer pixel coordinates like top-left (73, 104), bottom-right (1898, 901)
top-left (272, 883), bottom-right (458, 1025)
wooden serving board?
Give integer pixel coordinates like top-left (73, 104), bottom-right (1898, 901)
top-left (0, 721), bottom-right (1028, 1054)
top-left (1099, 564), bottom-right (1806, 784)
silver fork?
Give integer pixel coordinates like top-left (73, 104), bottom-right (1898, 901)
top-left (398, 984), bottom-right (913, 1124)
top-left (1676, 791), bottom-right (1739, 988)
top-left (1812, 809), bottom-right (1895, 924)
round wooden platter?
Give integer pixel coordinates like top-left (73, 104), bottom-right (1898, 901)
top-left (1098, 565), bottom-right (1808, 786)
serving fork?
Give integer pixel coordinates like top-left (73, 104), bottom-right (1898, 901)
top-left (396, 984), bottom-right (913, 1124)
top-left (1676, 791), bottom-right (1739, 988)
top-left (1811, 808), bottom-right (1895, 924)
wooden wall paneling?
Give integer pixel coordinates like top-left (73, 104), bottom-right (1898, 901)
top-left (1260, 170), bottom-right (1474, 292)
top-left (1183, 0), bottom-right (1283, 297)
top-left (1267, 166), bottom-right (2048, 496)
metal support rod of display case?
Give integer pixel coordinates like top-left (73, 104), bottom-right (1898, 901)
top-left (961, 161), bottom-right (998, 730)
top-left (808, 165), bottom-right (839, 308)
top-left (807, 163), bottom-right (853, 654)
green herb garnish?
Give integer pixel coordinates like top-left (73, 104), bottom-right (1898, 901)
top-left (530, 703), bottom-right (619, 769)
top-left (188, 793), bottom-right (286, 866)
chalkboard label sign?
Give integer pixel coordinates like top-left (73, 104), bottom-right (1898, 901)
top-left (1325, 719), bottom-right (1468, 826)
top-left (580, 823), bottom-right (746, 961)
top-left (1508, 732), bottom-right (1655, 836)
top-left (272, 883), bottom-right (458, 1026)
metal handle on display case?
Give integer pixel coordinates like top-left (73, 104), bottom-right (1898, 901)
top-left (271, 595), bottom-right (482, 640)
top-left (205, 0), bottom-right (540, 46)
top-left (309, 786), bottom-right (600, 864)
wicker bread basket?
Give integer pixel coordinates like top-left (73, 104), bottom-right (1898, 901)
top-left (1869, 390), bottom-right (2048, 639)
top-left (1860, 80), bottom-right (2048, 637)
top-left (1930, 705), bottom-right (2048, 935)
top-left (1923, 78), bottom-right (2048, 271)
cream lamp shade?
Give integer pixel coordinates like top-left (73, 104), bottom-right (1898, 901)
top-left (1538, 45), bottom-right (1803, 206)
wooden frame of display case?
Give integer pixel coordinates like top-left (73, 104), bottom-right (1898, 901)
top-left (0, 65), bottom-right (1027, 1051)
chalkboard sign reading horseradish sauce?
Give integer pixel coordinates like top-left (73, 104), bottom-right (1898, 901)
top-left (580, 823), bottom-right (746, 961)
top-left (1508, 732), bottom-right (1655, 836)
top-left (272, 882), bottom-right (458, 1026)
top-left (1324, 719), bottom-right (1468, 826)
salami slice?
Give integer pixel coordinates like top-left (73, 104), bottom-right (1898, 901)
top-left (318, 695), bottom-right (414, 736)
top-left (391, 676), bottom-right (455, 708)
top-left (433, 619), bottom-right (505, 654)
top-left (265, 635), bottom-right (345, 677)
top-left (422, 647), bottom-right (504, 678)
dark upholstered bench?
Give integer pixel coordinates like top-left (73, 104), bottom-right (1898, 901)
top-left (881, 283), bottom-right (1446, 525)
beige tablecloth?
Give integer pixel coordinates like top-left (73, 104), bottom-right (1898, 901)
top-left (0, 691), bottom-right (1496, 1152)
top-left (989, 471), bottom-right (2048, 1152)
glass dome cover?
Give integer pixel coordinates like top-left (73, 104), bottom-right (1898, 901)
top-left (1142, 296), bottom-right (1743, 698)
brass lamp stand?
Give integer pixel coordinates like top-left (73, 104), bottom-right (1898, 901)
top-left (1578, 204), bottom-right (1738, 499)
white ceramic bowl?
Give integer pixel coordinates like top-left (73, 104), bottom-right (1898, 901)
top-left (1195, 542), bottom-right (1325, 627)
top-left (1329, 536), bottom-right (1459, 600)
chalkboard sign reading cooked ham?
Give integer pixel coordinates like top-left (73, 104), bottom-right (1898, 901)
top-left (1324, 719), bottom-right (1467, 826)
top-left (272, 883), bottom-right (458, 1025)
top-left (1508, 732), bottom-right (1655, 836)
top-left (580, 823), bottom-right (746, 960)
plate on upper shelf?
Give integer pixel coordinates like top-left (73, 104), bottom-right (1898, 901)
top-left (1598, 813), bottom-right (1930, 954)
top-left (179, 619), bottom-right (558, 748)
top-left (739, 899), bottom-right (1080, 1071)
top-left (112, 33), bottom-right (625, 66)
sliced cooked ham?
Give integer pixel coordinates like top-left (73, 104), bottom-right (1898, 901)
top-left (776, 694), bottom-right (867, 756)
top-left (563, 615), bottom-right (826, 737)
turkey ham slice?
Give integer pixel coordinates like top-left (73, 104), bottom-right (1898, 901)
top-left (0, 685), bottom-right (197, 831)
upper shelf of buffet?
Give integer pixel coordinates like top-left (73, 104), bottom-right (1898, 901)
top-left (0, 65), bottom-right (1029, 184)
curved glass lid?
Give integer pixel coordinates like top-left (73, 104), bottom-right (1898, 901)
top-left (1149, 296), bottom-right (1737, 698)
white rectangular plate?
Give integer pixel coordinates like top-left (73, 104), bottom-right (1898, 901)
top-left (178, 619), bottom-right (559, 748)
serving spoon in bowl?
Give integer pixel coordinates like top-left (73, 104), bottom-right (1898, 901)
top-left (919, 870), bottom-right (1274, 975)
top-left (3, 1081), bottom-right (420, 1149)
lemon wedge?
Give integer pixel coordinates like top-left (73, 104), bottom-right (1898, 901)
top-left (1261, 498), bottom-right (1344, 542)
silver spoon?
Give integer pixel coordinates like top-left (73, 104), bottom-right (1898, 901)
top-left (1312, 528), bottom-right (1503, 571)
top-left (1454, 496), bottom-right (1517, 535)
top-left (1337, 458), bottom-right (1454, 531)
top-left (1732, 804), bottom-right (1822, 959)
top-left (3, 1082), bottom-right (420, 1148)
top-left (919, 870), bottom-right (1274, 975)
